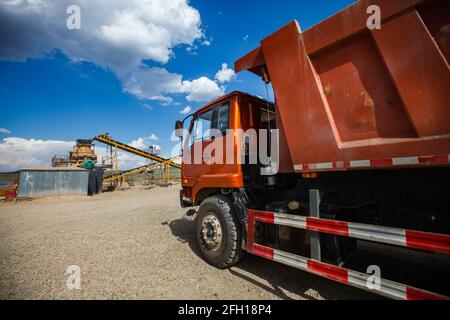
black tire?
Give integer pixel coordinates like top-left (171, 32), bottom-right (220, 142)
top-left (196, 195), bottom-right (244, 269)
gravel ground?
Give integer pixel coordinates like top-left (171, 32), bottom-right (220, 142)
top-left (0, 185), bottom-right (380, 300)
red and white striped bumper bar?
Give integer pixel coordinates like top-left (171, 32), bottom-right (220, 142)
top-left (250, 210), bottom-right (450, 254)
top-left (247, 209), bottom-right (450, 300)
top-left (293, 154), bottom-right (450, 172)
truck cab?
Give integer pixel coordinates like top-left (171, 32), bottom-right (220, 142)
top-left (179, 91), bottom-right (278, 208)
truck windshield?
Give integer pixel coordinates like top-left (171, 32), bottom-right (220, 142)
top-left (191, 109), bottom-right (213, 145)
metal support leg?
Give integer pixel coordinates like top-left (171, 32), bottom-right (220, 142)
top-left (309, 189), bottom-right (321, 261)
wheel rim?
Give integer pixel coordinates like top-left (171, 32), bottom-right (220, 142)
top-left (200, 212), bottom-right (223, 251)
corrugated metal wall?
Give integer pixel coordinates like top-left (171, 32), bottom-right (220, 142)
top-left (18, 169), bottom-right (89, 198)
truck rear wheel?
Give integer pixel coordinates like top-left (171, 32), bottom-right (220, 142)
top-left (196, 195), bottom-right (243, 269)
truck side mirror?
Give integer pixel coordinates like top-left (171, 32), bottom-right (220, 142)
top-left (175, 120), bottom-right (183, 138)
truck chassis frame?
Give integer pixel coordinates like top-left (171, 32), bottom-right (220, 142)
top-left (246, 190), bottom-right (450, 300)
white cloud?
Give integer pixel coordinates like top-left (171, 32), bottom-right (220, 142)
top-left (0, 128), bottom-right (11, 134)
top-left (129, 134), bottom-right (158, 150)
top-left (181, 77), bottom-right (224, 102)
top-left (123, 66), bottom-right (225, 103)
top-left (0, 0), bottom-right (220, 103)
top-left (114, 153), bottom-right (148, 170)
top-left (129, 137), bottom-right (148, 150)
top-left (215, 63), bottom-right (235, 83)
top-left (0, 137), bottom-right (74, 171)
top-left (180, 106), bottom-right (191, 114)
top-left (0, 136), bottom-right (158, 171)
top-left (0, 0), bottom-right (202, 69)
top-left (186, 45), bottom-right (197, 53)
top-left (142, 103), bottom-right (154, 110)
top-left (0, 1), bottom-right (235, 105)
top-left (123, 67), bottom-right (183, 102)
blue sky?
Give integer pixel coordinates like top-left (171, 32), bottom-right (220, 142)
top-left (0, 0), bottom-right (356, 171)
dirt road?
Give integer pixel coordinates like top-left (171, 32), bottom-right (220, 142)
top-left (0, 185), bottom-right (378, 300)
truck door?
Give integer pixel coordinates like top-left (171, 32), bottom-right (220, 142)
top-left (209, 102), bottom-right (230, 175)
top-left (183, 108), bottom-right (215, 182)
top-left (182, 101), bottom-right (234, 186)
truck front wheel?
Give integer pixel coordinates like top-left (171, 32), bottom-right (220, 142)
top-left (196, 195), bottom-right (243, 269)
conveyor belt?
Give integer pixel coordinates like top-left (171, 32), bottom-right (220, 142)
top-left (94, 133), bottom-right (181, 169)
top-left (103, 161), bottom-right (173, 183)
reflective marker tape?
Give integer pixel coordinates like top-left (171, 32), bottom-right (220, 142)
top-left (293, 153), bottom-right (450, 172)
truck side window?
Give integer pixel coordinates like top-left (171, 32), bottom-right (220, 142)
top-left (215, 103), bottom-right (230, 135)
top-left (260, 104), bottom-right (276, 129)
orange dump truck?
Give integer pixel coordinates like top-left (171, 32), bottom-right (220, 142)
top-left (176, 0), bottom-right (450, 299)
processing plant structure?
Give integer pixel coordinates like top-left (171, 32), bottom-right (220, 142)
top-left (52, 139), bottom-right (98, 168)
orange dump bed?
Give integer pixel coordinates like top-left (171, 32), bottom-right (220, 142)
top-left (235, 0), bottom-right (450, 173)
